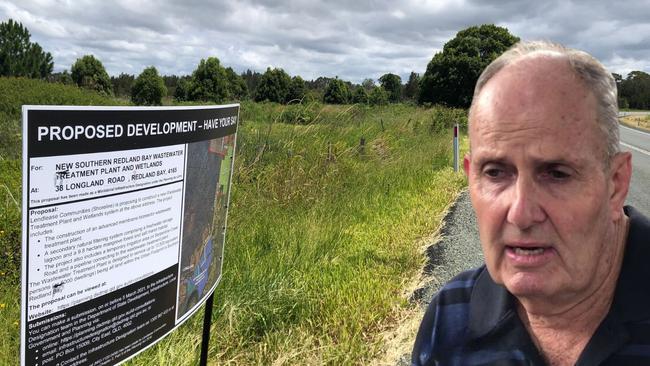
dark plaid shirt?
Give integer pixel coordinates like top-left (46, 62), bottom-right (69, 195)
top-left (412, 206), bottom-right (650, 366)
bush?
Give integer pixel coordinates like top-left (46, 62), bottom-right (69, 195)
top-left (279, 102), bottom-right (321, 124)
top-left (287, 76), bottom-right (306, 103)
top-left (368, 87), bottom-right (388, 106)
top-left (255, 68), bottom-right (291, 103)
top-left (0, 158), bottom-right (20, 285)
top-left (71, 55), bottom-right (113, 95)
top-left (131, 66), bottom-right (167, 105)
top-left (188, 57), bottom-right (229, 102)
top-left (428, 105), bottom-right (468, 133)
top-left (323, 78), bottom-right (350, 104)
top-left (352, 87), bottom-right (368, 104)
top-left (174, 78), bottom-right (192, 101)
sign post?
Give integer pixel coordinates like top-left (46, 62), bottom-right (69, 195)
top-left (453, 124), bottom-right (459, 172)
top-left (21, 105), bottom-right (238, 366)
top-left (199, 292), bottom-right (215, 366)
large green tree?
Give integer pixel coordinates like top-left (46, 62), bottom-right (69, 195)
top-left (255, 67), bottom-right (291, 103)
top-left (368, 86), bottom-right (388, 106)
top-left (174, 77), bottom-right (192, 101)
top-left (0, 19), bottom-right (53, 78)
top-left (352, 86), bottom-right (368, 104)
top-left (111, 73), bottom-right (135, 97)
top-left (71, 55), bottom-right (112, 94)
top-left (379, 73), bottom-right (402, 103)
top-left (131, 66), bottom-right (167, 105)
top-left (419, 24), bottom-right (519, 107)
top-left (225, 66), bottom-right (248, 100)
top-left (241, 69), bottom-right (262, 97)
top-left (287, 76), bottom-right (306, 102)
top-left (188, 57), bottom-right (229, 102)
top-left (323, 78), bottom-right (350, 104)
top-left (361, 78), bottom-right (375, 91)
top-left (619, 71), bottom-right (650, 110)
top-left (403, 71), bottom-right (420, 101)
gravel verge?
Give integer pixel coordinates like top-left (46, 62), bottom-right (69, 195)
top-left (396, 189), bottom-right (484, 365)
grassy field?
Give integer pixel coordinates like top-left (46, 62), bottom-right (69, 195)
top-left (0, 78), bottom-right (467, 365)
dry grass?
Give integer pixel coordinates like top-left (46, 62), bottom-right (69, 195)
top-left (620, 114), bottom-right (650, 132)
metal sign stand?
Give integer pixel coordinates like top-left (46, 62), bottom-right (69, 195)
top-left (199, 292), bottom-right (215, 366)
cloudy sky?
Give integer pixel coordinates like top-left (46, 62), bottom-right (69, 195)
top-left (2, 0), bottom-right (649, 83)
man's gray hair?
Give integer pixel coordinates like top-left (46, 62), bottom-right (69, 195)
top-left (470, 40), bottom-right (620, 163)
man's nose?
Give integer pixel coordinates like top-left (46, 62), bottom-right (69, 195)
top-left (506, 176), bottom-right (546, 229)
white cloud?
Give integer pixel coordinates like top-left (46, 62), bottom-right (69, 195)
top-left (0, 0), bottom-right (648, 83)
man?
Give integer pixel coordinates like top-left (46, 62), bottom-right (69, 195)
top-left (412, 41), bottom-right (650, 365)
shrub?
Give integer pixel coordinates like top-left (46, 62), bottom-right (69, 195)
top-left (131, 66), bottom-right (167, 105)
top-left (368, 87), bottom-right (388, 106)
top-left (323, 78), bottom-right (350, 104)
top-left (188, 57), bottom-right (229, 102)
top-left (71, 55), bottom-right (113, 95)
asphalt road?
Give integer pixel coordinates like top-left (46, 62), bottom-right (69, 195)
top-left (621, 124), bottom-right (650, 216)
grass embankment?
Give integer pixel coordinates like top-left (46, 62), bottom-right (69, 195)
top-left (0, 77), bottom-right (468, 365)
top-left (620, 113), bottom-right (650, 132)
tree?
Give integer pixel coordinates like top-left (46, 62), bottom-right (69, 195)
top-left (188, 57), bottom-right (229, 102)
top-left (174, 77), bottom-right (192, 101)
top-left (255, 67), bottom-right (291, 103)
top-left (71, 55), bottom-right (112, 94)
top-left (419, 24), bottom-right (519, 107)
top-left (111, 73), bottom-right (135, 97)
top-left (403, 72), bottom-right (420, 101)
top-left (368, 86), bottom-right (389, 105)
top-left (379, 73), bottom-right (402, 103)
top-left (0, 19), bottom-right (53, 78)
top-left (225, 67), bottom-right (248, 100)
top-left (612, 73), bottom-right (626, 109)
top-left (131, 66), bottom-right (167, 105)
top-left (323, 78), bottom-right (350, 104)
top-left (162, 75), bottom-right (181, 99)
top-left (241, 69), bottom-right (262, 97)
top-left (48, 70), bottom-right (73, 85)
top-left (619, 71), bottom-right (650, 110)
top-left (307, 76), bottom-right (334, 92)
top-left (287, 76), bottom-right (306, 102)
top-left (352, 86), bottom-right (368, 104)
top-left (361, 78), bottom-right (375, 91)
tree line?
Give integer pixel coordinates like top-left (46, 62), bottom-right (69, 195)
top-left (2, 19), bottom-right (648, 110)
top-left (615, 72), bottom-right (650, 110)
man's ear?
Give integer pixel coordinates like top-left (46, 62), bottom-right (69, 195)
top-left (463, 153), bottom-right (471, 177)
top-left (609, 152), bottom-right (632, 220)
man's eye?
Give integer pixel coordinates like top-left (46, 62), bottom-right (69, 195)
top-left (483, 168), bottom-right (505, 178)
top-left (545, 169), bottom-right (571, 180)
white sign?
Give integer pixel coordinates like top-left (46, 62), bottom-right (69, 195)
top-left (21, 105), bottom-right (239, 366)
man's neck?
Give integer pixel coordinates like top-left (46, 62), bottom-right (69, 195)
top-left (516, 215), bottom-right (630, 366)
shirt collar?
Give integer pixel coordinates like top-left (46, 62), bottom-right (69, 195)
top-left (466, 266), bottom-right (515, 340)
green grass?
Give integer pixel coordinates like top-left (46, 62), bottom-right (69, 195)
top-left (0, 79), bottom-right (468, 365)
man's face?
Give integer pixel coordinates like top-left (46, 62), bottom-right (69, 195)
top-left (465, 56), bottom-right (626, 306)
